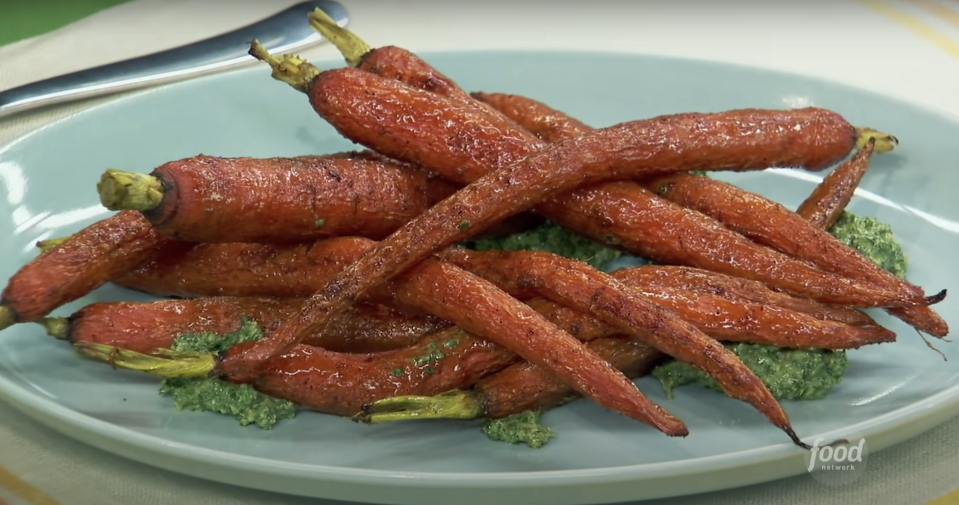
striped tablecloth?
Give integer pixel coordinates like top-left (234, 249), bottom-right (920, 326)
top-left (1, 1), bottom-right (958, 504)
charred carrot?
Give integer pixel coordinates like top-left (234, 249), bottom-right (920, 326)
top-left (470, 91), bottom-right (928, 310)
top-left (0, 211), bottom-right (169, 330)
top-left (356, 336), bottom-right (664, 423)
top-left (71, 278), bottom-right (683, 431)
top-left (232, 44), bottom-right (922, 383)
top-left (36, 297), bottom-right (449, 354)
top-left (115, 235), bottom-right (686, 435)
top-left (647, 171), bottom-right (949, 337)
top-left (538, 181), bottom-right (941, 307)
top-left (103, 237), bottom-right (886, 346)
top-left (645, 171), bottom-right (924, 298)
top-left (75, 326), bottom-right (517, 418)
top-left (796, 139), bottom-right (880, 229)
top-left (97, 155), bottom-right (458, 243)
top-left (614, 265), bottom-right (877, 328)
top-left (445, 249), bottom-right (895, 348)
top-left (470, 91), bottom-right (593, 143)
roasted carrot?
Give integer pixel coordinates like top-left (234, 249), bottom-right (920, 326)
top-left (71, 280), bottom-right (682, 431)
top-left (538, 181), bottom-right (942, 307)
top-left (103, 238), bottom-right (889, 348)
top-left (232, 43), bottom-right (923, 385)
top-left (441, 248), bottom-right (897, 447)
top-left (470, 91), bottom-right (593, 143)
top-left (75, 326), bottom-right (517, 418)
top-left (469, 91), bottom-right (930, 311)
top-left (97, 155), bottom-right (458, 243)
top-left (444, 249), bottom-right (895, 349)
top-left (646, 171), bottom-right (949, 337)
top-left (356, 336), bottom-right (665, 423)
top-left (36, 297), bottom-right (449, 354)
top-left (0, 211), bottom-right (168, 330)
top-left (112, 235), bottom-right (686, 435)
top-left (645, 171), bottom-right (922, 298)
top-left (613, 265), bottom-right (877, 328)
top-left (796, 140), bottom-right (880, 229)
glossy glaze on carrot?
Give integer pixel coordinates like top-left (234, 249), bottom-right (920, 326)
top-left (62, 297), bottom-right (448, 354)
top-left (142, 155), bottom-right (456, 243)
top-left (796, 141), bottom-right (876, 229)
top-left (0, 211), bottom-right (169, 325)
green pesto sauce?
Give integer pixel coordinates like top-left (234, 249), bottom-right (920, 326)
top-left (828, 210), bottom-right (908, 278)
top-left (459, 219), bottom-right (621, 270)
top-left (652, 343), bottom-right (849, 401)
top-left (482, 409), bottom-right (555, 449)
top-left (159, 317), bottom-right (297, 429)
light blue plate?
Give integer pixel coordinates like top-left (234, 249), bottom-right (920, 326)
top-left (1, 51), bottom-right (958, 505)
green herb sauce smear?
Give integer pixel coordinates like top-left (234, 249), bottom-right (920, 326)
top-left (159, 317), bottom-right (297, 429)
top-left (460, 219), bottom-right (621, 270)
top-left (652, 343), bottom-right (849, 401)
top-left (482, 409), bottom-right (555, 448)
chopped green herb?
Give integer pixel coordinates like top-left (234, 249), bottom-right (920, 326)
top-left (460, 219), bottom-right (620, 270)
top-left (458, 220), bottom-right (471, 231)
top-left (443, 338), bottom-right (461, 349)
top-left (482, 409), bottom-right (555, 448)
top-left (652, 343), bottom-right (849, 401)
top-left (159, 317), bottom-right (298, 429)
top-left (315, 218), bottom-right (326, 228)
top-left (390, 367), bottom-right (405, 377)
top-left (828, 210), bottom-right (908, 278)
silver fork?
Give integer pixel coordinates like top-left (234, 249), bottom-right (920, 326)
top-left (0, 0), bottom-right (348, 119)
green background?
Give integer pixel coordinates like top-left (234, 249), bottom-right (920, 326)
top-left (0, 0), bottom-right (132, 46)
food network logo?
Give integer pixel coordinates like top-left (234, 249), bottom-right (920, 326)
top-left (802, 434), bottom-right (869, 485)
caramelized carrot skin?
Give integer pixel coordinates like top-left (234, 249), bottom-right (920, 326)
top-left (122, 235), bottom-right (685, 434)
top-left (228, 72), bottom-right (865, 375)
top-left (67, 297), bottom-right (447, 354)
top-left (647, 172), bottom-right (923, 298)
top-left (311, 67), bottom-right (856, 183)
top-left (439, 248), bottom-right (796, 440)
top-left (147, 155), bottom-right (455, 243)
top-left (113, 239), bottom-right (890, 349)
top-left (234, 328), bottom-right (517, 417)
top-left (389, 257), bottom-right (687, 435)
top-left (614, 265), bottom-right (877, 328)
top-left (1, 211), bottom-right (168, 322)
top-left (797, 142), bottom-right (876, 229)
top-left (536, 181), bottom-right (915, 307)
top-left (470, 92), bottom-right (592, 143)
top-left (477, 337), bottom-right (664, 419)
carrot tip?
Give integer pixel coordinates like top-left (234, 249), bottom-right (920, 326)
top-left (248, 39), bottom-right (320, 94)
top-left (0, 306), bottom-right (14, 331)
top-left (926, 289), bottom-right (948, 306)
top-left (97, 169), bottom-right (164, 211)
top-left (307, 8), bottom-right (371, 67)
top-left (855, 127), bottom-right (898, 153)
top-left (786, 427), bottom-right (813, 450)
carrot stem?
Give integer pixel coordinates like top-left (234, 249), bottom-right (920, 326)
top-left (354, 389), bottom-right (482, 423)
top-left (35, 317), bottom-right (69, 339)
top-left (36, 237), bottom-right (68, 252)
top-left (247, 40), bottom-right (321, 94)
top-left (854, 127), bottom-right (898, 153)
top-left (74, 342), bottom-right (216, 378)
top-left (307, 8), bottom-right (371, 67)
top-left (97, 169), bottom-right (164, 211)
top-left (0, 306), bottom-right (14, 331)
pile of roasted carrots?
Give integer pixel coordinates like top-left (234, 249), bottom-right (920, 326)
top-left (0, 9), bottom-right (949, 450)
